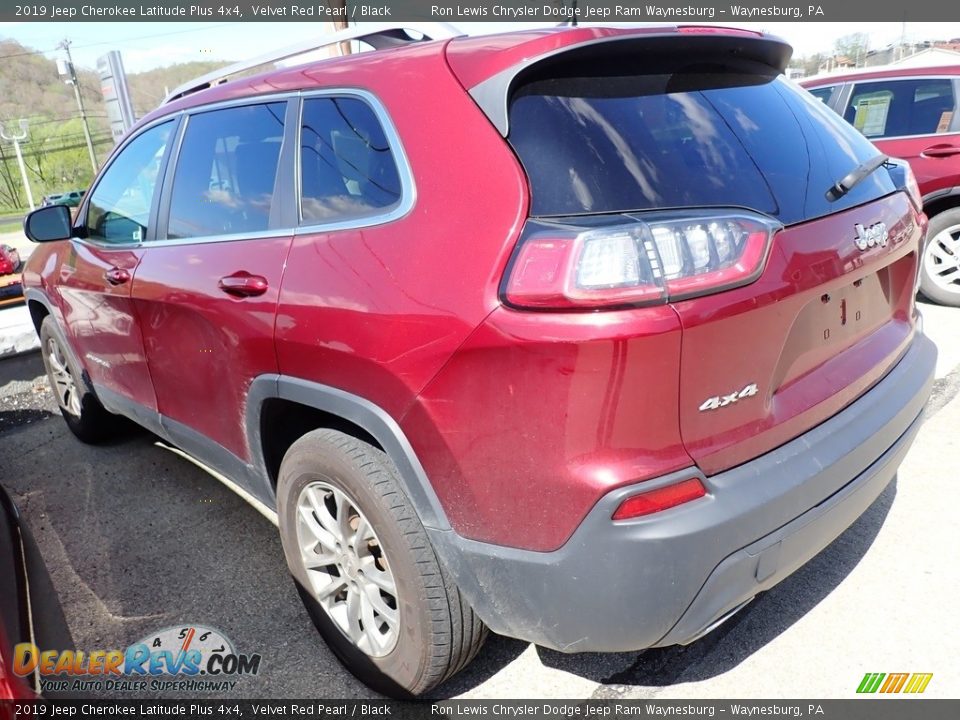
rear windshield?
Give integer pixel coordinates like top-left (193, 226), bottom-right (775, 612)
top-left (508, 70), bottom-right (896, 225)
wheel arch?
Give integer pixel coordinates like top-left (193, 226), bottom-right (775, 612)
top-left (23, 289), bottom-right (90, 392)
top-left (247, 375), bottom-right (451, 532)
top-left (24, 289), bottom-right (53, 336)
top-left (922, 186), bottom-right (960, 221)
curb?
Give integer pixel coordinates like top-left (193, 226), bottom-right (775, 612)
top-left (0, 304), bottom-right (39, 359)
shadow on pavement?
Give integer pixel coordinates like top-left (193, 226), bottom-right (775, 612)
top-left (1, 419), bottom-right (526, 699)
top-left (0, 349), bottom-right (42, 386)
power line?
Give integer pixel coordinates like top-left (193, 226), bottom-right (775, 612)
top-left (0, 24), bottom-right (236, 62)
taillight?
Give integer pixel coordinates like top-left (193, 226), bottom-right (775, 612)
top-left (504, 211), bottom-right (780, 310)
top-left (611, 478), bottom-right (707, 521)
top-left (904, 165), bottom-right (923, 212)
top-left (885, 157), bottom-right (923, 212)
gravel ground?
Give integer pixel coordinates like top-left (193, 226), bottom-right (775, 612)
top-left (0, 351), bottom-right (57, 433)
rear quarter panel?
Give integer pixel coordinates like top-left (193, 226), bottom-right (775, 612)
top-left (274, 46), bottom-right (528, 421)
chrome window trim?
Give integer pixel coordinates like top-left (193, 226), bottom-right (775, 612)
top-left (860, 130), bottom-right (960, 141)
top-left (178, 91), bottom-right (300, 117)
top-left (77, 88), bottom-right (414, 251)
top-left (294, 87), bottom-right (415, 236)
top-left (136, 228), bottom-right (300, 248)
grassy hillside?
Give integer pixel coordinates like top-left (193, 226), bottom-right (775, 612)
top-left (126, 61), bottom-right (232, 117)
top-left (0, 38), bottom-right (232, 212)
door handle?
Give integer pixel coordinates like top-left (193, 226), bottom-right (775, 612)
top-left (105, 267), bottom-right (131, 285)
top-left (218, 272), bottom-right (269, 298)
top-left (921, 144), bottom-right (960, 158)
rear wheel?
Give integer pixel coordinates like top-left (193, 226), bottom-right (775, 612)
top-left (39, 316), bottom-right (122, 444)
top-left (276, 429), bottom-right (487, 697)
top-left (919, 208), bottom-right (960, 307)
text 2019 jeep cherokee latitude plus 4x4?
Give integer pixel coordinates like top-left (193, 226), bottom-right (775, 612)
top-left (21, 25), bottom-right (936, 696)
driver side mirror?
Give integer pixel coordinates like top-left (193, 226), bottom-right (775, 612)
top-left (23, 205), bottom-right (73, 243)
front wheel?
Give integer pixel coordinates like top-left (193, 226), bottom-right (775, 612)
top-left (39, 316), bottom-right (123, 443)
top-left (919, 208), bottom-right (960, 307)
top-left (276, 429), bottom-right (487, 697)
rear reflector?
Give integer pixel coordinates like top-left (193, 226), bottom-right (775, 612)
top-left (612, 478), bottom-right (707, 520)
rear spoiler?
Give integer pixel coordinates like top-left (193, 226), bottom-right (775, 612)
top-left (466, 30), bottom-right (793, 137)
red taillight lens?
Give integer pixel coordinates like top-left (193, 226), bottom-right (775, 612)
top-left (504, 211), bottom-right (779, 310)
top-left (904, 165), bottom-right (922, 212)
top-left (611, 478), bottom-right (707, 521)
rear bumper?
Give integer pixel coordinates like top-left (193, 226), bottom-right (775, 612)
top-left (429, 331), bottom-right (936, 652)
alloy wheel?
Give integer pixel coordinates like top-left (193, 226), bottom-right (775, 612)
top-left (46, 337), bottom-right (81, 417)
top-left (295, 481), bottom-right (400, 657)
top-left (924, 223), bottom-right (960, 298)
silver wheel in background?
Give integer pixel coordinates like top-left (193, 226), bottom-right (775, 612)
top-left (923, 223), bottom-right (960, 300)
top-left (295, 481), bottom-right (400, 657)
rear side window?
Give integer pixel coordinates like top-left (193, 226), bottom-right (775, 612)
top-left (844, 78), bottom-right (956, 138)
top-left (509, 70), bottom-right (897, 226)
top-left (807, 85), bottom-right (836, 105)
top-left (299, 96), bottom-right (402, 224)
top-left (167, 102), bottom-right (286, 239)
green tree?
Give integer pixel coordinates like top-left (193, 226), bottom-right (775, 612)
top-left (834, 33), bottom-right (870, 65)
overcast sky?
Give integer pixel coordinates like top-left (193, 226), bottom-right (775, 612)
top-left (1, 21), bottom-right (959, 73)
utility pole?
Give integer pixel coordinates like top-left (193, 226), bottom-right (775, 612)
top-left (0, 120), bottom-right (35, 211)
top-left (58, 39), bottom-right (98, 173)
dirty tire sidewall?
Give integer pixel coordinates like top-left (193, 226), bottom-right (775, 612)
top-left (277, 431), bottom-right (437, 698)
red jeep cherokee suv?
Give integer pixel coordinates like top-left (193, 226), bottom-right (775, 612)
top-left (802, 65), bottom-right (960, 306)
top-left (21, 25), bottom-right (936, 696)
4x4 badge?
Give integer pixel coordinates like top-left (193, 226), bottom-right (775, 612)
top-left (854, 222), bottom-right (889, 251)
top-left (699, 383), bottom-right (759, 412)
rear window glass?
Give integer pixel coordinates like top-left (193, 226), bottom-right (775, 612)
top-left (509, 71), bottom-right (896, 226)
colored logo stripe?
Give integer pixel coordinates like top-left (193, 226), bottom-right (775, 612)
top-left (904, 673), bottom-right (933, 694)
top-left (857, 673), bottom-right (885, 693)
top-left (857, 672), bottom-right (932, 694)
top-left (879, 673), bottom-right (909, 693)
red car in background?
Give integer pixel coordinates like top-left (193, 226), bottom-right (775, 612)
top-left (803, 65), bottom-right (960, 306)
top-left (0, 244), bottom-right (23, 308)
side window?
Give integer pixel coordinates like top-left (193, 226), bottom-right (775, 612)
top-left (167, 102), bottom-right (286, 239)
top-left (807, 85), bottom-right (836, 105)
top-left (845, 78), bottom-right (956, 138)
top-left (299, 96), bottom-right (403, 224)
top-left (85, 121), bottom-right (173, 244)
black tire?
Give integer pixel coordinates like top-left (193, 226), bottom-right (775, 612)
top-left (39, 316), bottom-right (123, 444)
top-left (276, 429), bottom-right (487, 697)
top-left (919, 207), bottom-right (960, 307)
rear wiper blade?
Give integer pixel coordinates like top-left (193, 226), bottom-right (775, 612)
top-left (825, 154), bottom-right (889, 202)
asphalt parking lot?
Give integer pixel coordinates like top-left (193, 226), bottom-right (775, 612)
top-left (0, 301), bottom-right (958, 700)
